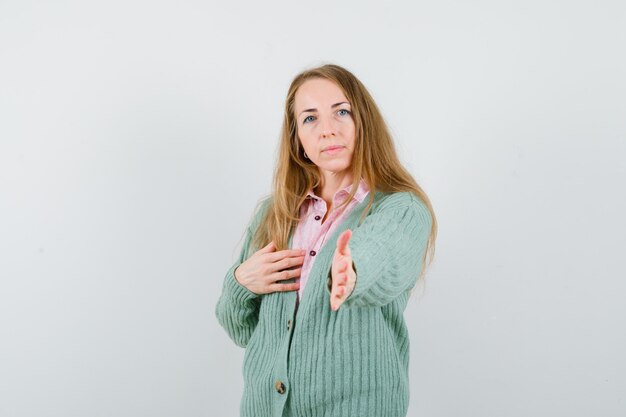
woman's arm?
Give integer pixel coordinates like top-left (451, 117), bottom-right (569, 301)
top-left (215, 198), bottom-right (271, 347)
top-left (328, 192), bottom-right (433, 309)
top-left (215, 226), bottom-right (263, 348)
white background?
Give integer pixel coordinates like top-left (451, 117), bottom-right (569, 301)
top-left (1, 1), bottom-right (624, 416)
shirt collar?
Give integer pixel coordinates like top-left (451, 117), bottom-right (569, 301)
top-left (305, 178), bottom-right (370, 206)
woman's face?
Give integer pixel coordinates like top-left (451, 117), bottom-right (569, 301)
top-left (294, 78), bottom-right (355, 177)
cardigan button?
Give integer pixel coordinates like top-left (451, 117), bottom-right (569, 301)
top-left (310, 250), bottom-right (316, 256)
top-left (275, 380), bottom-right (286, 394)
top-left (314, 215), bottom-right (321, 220)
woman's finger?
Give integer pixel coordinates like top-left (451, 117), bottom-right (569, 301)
top-left (264, 249), bottom-right (306, 264)
top-left (258, 240), bottom-right (276, 254)
top-left (263, 255), bottom-right (305, 274)
top-left (267, 267), bottom-right (302, 284)
top-left (268, 282), bottom-right (300, 292)
top-left (336, 229), bottom-right (352, 256)
top-left (337, 274), bottom-right (346, 286)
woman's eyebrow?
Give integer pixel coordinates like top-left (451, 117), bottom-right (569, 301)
top-left (299, 102), bottom-right (350, 117)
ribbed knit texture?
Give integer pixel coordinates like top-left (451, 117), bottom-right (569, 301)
top-left (215, 190), bottom-right (433, 417)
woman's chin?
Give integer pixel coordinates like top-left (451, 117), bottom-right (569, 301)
top-left (317, 161), bottom-right (351, 172)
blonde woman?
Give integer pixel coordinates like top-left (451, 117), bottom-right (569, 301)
top-left (215, 63), bottom-right (437, 417)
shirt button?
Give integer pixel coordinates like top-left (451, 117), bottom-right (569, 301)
top-left (309, 250), bottom-right (316, 256)
top-left (275, 380), bottom-right (286, 394)
top-left (287, 319), bottom-right (292, 330)
top-left (314, 215), bottom-right (321, 220)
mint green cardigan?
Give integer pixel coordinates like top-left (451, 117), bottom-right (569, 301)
top-left (215, 190), bottom-right (433, 417)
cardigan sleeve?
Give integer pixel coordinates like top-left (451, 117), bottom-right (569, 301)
top-left (215, 199), bottom-right (269, 348)
top-left (327, 192), bottom-right (433, 309)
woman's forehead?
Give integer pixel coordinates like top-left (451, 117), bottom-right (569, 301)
top-left (294, 79), bottom-right (349, 111)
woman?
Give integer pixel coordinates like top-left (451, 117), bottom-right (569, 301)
top-left (215, 63), bottom-right (437, 417)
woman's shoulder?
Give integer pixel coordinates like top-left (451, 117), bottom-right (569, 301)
top-left (372, 190), bottom-right (428, 212)
top-left (368, 190), bottom-right (432, 230)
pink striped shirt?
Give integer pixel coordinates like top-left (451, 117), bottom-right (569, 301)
top-left (292, 178), bottom-right (370, 306)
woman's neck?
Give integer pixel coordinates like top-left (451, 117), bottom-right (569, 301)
top-left (315, 173), bottom-right (354, 209)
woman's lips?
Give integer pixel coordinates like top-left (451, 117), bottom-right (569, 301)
top-left (323, 146), bottom-right (344, 154)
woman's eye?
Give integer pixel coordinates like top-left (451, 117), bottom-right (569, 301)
top-left (303, 115), bottom-right (315, 124)
top-left (338, 109), bottom-right (351, 116)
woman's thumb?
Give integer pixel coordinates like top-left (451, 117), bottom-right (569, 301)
top-left (260, 240), bottom-right (275, 253)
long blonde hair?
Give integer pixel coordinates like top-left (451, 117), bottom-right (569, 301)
top-left (250, 63), bottom-right (438, 286)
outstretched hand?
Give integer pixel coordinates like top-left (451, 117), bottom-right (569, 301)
top-left (330, 229), bottom-right (357, 311)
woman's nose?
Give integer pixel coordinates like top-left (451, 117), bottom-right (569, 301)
top-left (319, 117), bottom-right (336, 137)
